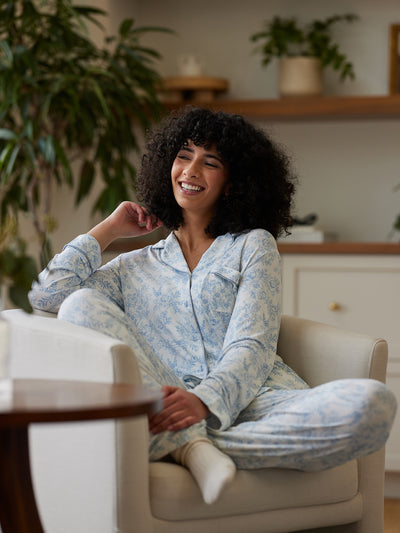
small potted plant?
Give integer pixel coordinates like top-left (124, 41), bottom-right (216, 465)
top-left (250, 14), bottom-right (359, 97)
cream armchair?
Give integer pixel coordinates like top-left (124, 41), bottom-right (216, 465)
top-left (3, 309), bottom-right (388, 533)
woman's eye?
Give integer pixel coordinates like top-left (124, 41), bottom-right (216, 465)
top-left (205, 161), bottom-right (218, 168)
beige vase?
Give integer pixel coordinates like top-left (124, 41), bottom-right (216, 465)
top-left (278, 57), bottom-right (323, 97)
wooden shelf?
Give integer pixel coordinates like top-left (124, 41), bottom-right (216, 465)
top-left (164, 94), bottom-right (400, 120)
top-left (278, 242), bottom-right (400, 255)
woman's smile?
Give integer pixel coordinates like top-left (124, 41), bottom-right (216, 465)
top-left (179, 181), bottom-right (205, 193)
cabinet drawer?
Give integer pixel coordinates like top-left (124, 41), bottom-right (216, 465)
top-left (282, 255), bottom-right (400, 356)
top-left (296, 268), bottom-right (399, 348)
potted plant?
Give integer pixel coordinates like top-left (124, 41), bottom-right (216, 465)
top-left (0, 0), bottom-right (172, 267)
top-left (250, 14), bottom-right (359, 97)
top-left (0, 216), bottom-right (38, 313)
top-left (0, 215), bottom-right (37, 393)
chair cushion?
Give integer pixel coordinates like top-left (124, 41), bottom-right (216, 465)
top-left (149, 460), bottom-right (358, 520)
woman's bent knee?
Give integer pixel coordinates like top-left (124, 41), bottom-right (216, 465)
top-left (330, 378), bottom-right (399, 464)
top-left (59, 288), bottom-right (102, 318)
top-left (356, 379), bottom-right (397, 452)
top-left (58, 288), bottom-right (124, 330)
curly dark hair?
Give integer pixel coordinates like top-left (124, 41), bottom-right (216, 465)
top-left (137, 107), bottom-right (296, 239)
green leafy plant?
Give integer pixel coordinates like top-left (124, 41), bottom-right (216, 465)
top-left (0, 216), bottom-right (38, 312)
top-left (251, 14), bottom-right (359, 81)
top-left (0, 0), bottom-right (172, 266)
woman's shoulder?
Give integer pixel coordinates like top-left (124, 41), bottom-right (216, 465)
top-left (223, 230), bottom-right (279, 270)
top-left (232, 228), bottom-right (278, 252)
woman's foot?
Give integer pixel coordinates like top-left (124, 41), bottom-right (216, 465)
top-left (172, 438), bottom-right (236, 504)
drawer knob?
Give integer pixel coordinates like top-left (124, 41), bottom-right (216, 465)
top-left (328, 302), bottom-right (340, 311)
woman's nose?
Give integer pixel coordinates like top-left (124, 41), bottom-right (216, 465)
top-left (184, 159), bottom-right (200, 178)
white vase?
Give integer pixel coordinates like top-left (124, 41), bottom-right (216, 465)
top-left (278, 57), bottom-right (323, 97)
top-left (178, 54), bottom-right (204, 77)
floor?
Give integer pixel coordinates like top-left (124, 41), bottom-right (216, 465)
top-left (384, 499), bottom-right (400, 532)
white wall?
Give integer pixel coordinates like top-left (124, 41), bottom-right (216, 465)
top-left (46, 0), bottom-right (400, 254)
top-left (112, 0), bottom-right (397, 99)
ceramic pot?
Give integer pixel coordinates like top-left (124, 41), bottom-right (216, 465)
top-left (178, 54), bottom-right (203, 77)
top-left (278, 57), bottom-right (323, 97)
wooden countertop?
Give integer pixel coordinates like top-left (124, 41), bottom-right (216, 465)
top-left (277, 242), bottom-right (400, 255)
top-left (107, 238), bottom-right (400, 255)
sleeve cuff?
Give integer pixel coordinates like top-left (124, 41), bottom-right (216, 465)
top-left (190, 384), bottom-right (232, 431)
top-left (50, 234), bottom-right (102, 277)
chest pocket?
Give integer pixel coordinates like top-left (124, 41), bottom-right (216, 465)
top-left (200, 266), bottom-right (241, 321)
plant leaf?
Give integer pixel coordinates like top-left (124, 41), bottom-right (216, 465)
top-left (75, 159), bottom-right (95, 204)
top-left (0, 129), bottom-right (17, 141)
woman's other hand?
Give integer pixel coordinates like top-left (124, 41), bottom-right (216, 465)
top-left (88, 201), bottom-right (163, 251)
top-left (149, 386), bottom-right (210, 434)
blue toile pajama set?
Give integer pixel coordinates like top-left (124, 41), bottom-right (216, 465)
top-left (29, 229), bottom-right (396, 470)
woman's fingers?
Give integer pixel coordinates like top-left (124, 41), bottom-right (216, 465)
top-left (118, 201), bottom-right (163, 235)
top-left (131, 204), bottom-right (162, 232)
top-left (153, 414), bottom-right (198, 433)
top-left (148, 387), bottom-right (209, 434)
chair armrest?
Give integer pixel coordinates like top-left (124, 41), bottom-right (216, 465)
top-left (3, 309), bottom-right (141, 385)
top-left (278, 315), bottom-right (388, 387)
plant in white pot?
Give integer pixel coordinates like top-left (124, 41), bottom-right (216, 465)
top-left (250, 14), bottom-right (359, 97)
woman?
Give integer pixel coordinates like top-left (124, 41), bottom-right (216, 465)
top-left (29, 108), bottom-right (396, 505)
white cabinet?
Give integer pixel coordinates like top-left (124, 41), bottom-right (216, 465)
top-left (281, 252), bottom-right (400, 472)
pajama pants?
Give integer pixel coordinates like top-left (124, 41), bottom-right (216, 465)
top-left (58, 288), bottom-right (397, 471)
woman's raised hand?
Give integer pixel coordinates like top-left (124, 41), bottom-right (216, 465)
top-left (88, 201), bottom-right (163, 251)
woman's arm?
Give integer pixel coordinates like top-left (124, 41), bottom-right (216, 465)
top-left (192, 232), bottom-right (281, 430)
top-left (29, 202), bottom-right (163, 313)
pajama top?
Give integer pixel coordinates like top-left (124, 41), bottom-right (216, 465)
top-left (29, 229), bottom-right (307, 431)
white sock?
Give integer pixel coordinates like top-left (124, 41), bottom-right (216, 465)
top-left (171, 437), bottom-right (236, 504)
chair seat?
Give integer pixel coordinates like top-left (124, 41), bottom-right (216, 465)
top-left (150, 460), bottom-right (360, 521)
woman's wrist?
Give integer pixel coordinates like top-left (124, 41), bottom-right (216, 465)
top-left (88, 217), bottom-right (119, 252)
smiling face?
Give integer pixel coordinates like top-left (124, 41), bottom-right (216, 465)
top-left (171, 140), bottom-right (229, 223)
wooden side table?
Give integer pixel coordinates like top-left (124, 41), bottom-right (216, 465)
top-left (0, 379), bottom-right (162, 533)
